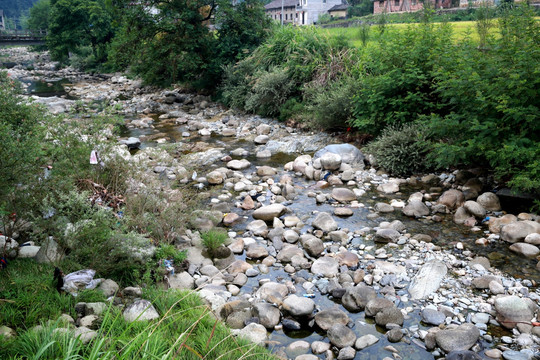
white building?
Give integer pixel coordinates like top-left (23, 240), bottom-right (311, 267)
top-left (265, 0), bottom-right (346, 25)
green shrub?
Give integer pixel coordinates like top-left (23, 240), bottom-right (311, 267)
top-left (155, 244), bottom-right (187, 264)
top-left (305, 76), bottom-right (356, 130)
top-left (365, 122), bottom-right (431, 176)
top-left (200, 229), bottom-right (228, 254)
top-left (244, 67), bottom-right (295, 117)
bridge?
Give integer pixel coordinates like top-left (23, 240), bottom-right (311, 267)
top-left (0, 30), bottom-right (47, 46)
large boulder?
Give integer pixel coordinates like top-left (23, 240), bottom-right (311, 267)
top-left (234, 323), bottom-right (268, 345)
top-left (408, 260), bottom-right (447, 300)
top-left (402, 200), bottom-right (429, 218)
top-left (314, 144), bottom-right (364, 167)
top-left (312, 212), bottom-right (338, 232)
top-left (311, 256), bottom-right (339, 277)
top-left (256, 282), bottom-right (289, 303)
top-left (253, 303), bottom-right (280, 329)
top-left (299, 234), bottom-right (324, 257)
top-left (35, 237), bottom-right (64, 264)
top-left (169, 272), bottom-right (195, 290)
top-left (253, 204), bottom-right (287, 222)
top-left (246, 220), bottom-right (268, 236)
top-left (342, 285), bottom-right (377, 312)
top-left (123, 300), bottom-right (160, 322)
top-left (332, 188), bottom-right (356, 202)
top-left (375, 306), bottom-right (404, 326)
top-left (314, 308), bottom-right (350, 331)
top-left (435, 323), bottom-right (480, 353)
top-left (375, 229), bottom-right (400, 243)
top-left (227, 159), bottom-right (251, 170)
top-left (495, 295), bottom-right (537, 329)
top-left (437, 189), bottom-right (464, 210)
top-left (463, 201), bottom-right (486, 218)
top-left (327, 324), bottom-right (357, 348)
top-left (477, 192), bottom-right (501, 211)
top-left (282, 295), bottom-right (316, 317)
top-left (488, 214), bottom-right (517, 233)
top-left (500, 221), bottom-right (540, 243)
top-left (364, 298), bottom-right (394, 317)
top-left (509, 243), bottom-right (540, 258)
top-left (277, 244), bottom-right (304, 263)
top-left (320, 153), bottom-right (342, 171)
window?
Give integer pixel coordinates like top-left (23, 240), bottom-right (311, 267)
top-left (303, 0), bottom-right (307, 5)
top-left (323, 0), bottom-right (326, 3)
top-left (395, 0), bottom-right (399, 5)
top-left (412, 0), bottom-right (416, 4)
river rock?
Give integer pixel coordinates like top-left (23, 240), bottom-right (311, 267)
top-left (375, 203), bottom-right (394, 213)
top-left (355, 334), bottom-right (379, 350)
top-left (525, 233), bottom-right (540, 245)
top-left (0, 326), bottom-right (15, 339)
top-left (489, 214), bottom-right (518, 233)
top-left (375, 306), bottom-right (404, 326)
top-left (246, 220), bottom-right (268, 236)
top-left (254, 135), bottom-right (270, 145)
top-left (234, 323), bottom-right (267, 345)
top-left (253, 204), bottom-right (286, 221)
top-left (408, 260), bottom-right (447, 300)
top-left (312, 212), bottom-right (338, 232)
top-left (277, 244), bottom-right (303, 263)
top-left (18, 245), bottom-right (40, 258)
top-left (494, 295), bottom-right (537, 329)
top-left (342, 285), bottom-right (377, 312)
top-left (464, 200), bottom-right (486, 218)
top-left (314, 144), bottom-right (364, 167)
top-left (509, 242), bottom-right (540, 258)
top-left (421, 308), bottom-right (446, 325)
top-left (97, 279), bottom-right (119, 297)
top-left (336, 251), bottom-right (359, 267)
top-left (207, 170), bottom-right (225, 185)
top-left (120, 137), bottom-right (141, 149)
top-left (402, 200), bottom-right (429, 218)
top-left (501, 221), bottom-right (540, 243)
top-left (477, 192), bottom-right (501, 211)
top-left (169, 272), bottom-right (195, 290)
top-left (472, 275), bottom-right (501, 289)
top-left (454, 206), bottom-right (471, 224)
top-left (311, 256), bottom-right (339, 277)
top-left (314, 308), bottom-right (350, 331)
top-left (283, 295), bottom-right (316, 317)
top-left (35, 237), bottom-right (64, 264)
top-left (256, 282), bottom-right (289, 303)
top-left (241, 195), bottom-right (255, 210)
top-left (73, 326), bottom-right (97, 344)
top-left (227, 159), bottom-right (251, 170)
top-left (253, 303), bottom-right (281, 329)
top-left (337, 346), bottom-right (356, 359)
top-left (446, 350), bottom-right (483, 360)
top-left (123, 300), bottom-right (159, 322)
top-left (438, 189), bottom-right (464, 209)
top-left (365, 298), bottom-right (394, 317)
top-left (435, 323), bottom-right (480, 353)
top-left (299, 234), bottom-right (323, 257)
top-left (377, 182), bottom-right (400, 194)
top-left (246, 244), bottom-right (269, 259)
top-left (334, 207), bottom-right (353, 217)
top-left (257, 166), bottom-right (276, 177)
top-left (320, 153), bottom-right (342, 171)
top-left (332, 188), bottom-right (356, 202)
top-left (375, 229), bottom-right (400, 243)
top-left (328, 324), bottom-right (356, 348)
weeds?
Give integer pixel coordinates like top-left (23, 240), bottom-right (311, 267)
top-left (200, 229), bottom-right (228, 255)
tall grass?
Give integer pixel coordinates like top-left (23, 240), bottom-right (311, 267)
top-left (0, 261), bottom-right (277, 360)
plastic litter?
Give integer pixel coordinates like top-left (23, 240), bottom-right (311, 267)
top-left (302, 294), bottom-right (315, 298)
top-left (482, 216), bottom-right (490, 223)
top-left (62, 269), bottom-right (102, 296)
top-left (161, 259), bottom-right (175, 275)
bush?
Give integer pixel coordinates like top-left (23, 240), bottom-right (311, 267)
top-left (155, 244), bottom-right (187, 264)
top-left (305, 76), bottom-right (356, 130)
top-left (200, 229), bottom-right (228, 254)
top-left (365, 123), bottom-right (431, 176)
top-left (244, 67), bottom-right (295, 117)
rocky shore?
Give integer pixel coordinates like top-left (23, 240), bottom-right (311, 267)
top-left (1, 47), bottom-right (539, 360)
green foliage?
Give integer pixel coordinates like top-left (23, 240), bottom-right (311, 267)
top-left (0, 0), bottom-right (40, 26)
top-left (200, 229), bottom-right (228, 253)
top-left (1, 262), bottom-right (277, 359)
top-left (0, 259), bottom-right (106, 330)
top-left (351, 22), bottom-right (454, 135)
top-left (318, 13), bottom-right (332, 25)
top-left (26, 0), bottom-right (50, 31)
top-left (358, 22), bottom-right (371, 46)
top-left (305, 76), bottom-right (356, 130)
top-left (47, 0), bottom-right (114, 65)
top-left (244, 67), bottom-right (295, 117)
top-left (348, 0), bottom-right (374, 18)
top-left (365, 122), bottom-right (431, 176)
top-left (155, 244), bottom-right (187, 264)
top-left (475, 1), bottom-right (495, 48)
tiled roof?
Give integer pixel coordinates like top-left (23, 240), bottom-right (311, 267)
top-left (329, 4), bottom-right (349, 11)
top-left (265, 0), bottom-right (298, 10)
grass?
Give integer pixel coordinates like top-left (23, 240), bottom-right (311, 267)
top-left (0, 259), bottom-right (277, 360)
top-left (323, 18), bottom-right (540, 47)
top-left (201, 229), bottom-right (229, 254)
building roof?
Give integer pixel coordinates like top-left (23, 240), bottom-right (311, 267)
top-left (328, 4), bottom-right (349, 11)
top-left (265, 0), bottom-right (298, 10)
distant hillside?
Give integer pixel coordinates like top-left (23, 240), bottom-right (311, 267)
top-left (0, 0), bottom-right (40, 27)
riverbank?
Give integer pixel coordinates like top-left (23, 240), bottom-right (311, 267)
top-left (1, 47), bottom-right (539, 360)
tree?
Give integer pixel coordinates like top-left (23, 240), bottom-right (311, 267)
top-left (26, 0), bottom-right (51, 31)
top-left (47, 0), bottom-right (114, 63)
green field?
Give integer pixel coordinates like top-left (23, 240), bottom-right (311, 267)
top-left (323, 18), bottom-right (540, 47)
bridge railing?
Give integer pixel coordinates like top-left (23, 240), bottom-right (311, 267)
top-left (0, 29), bottom-right (47, 41)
